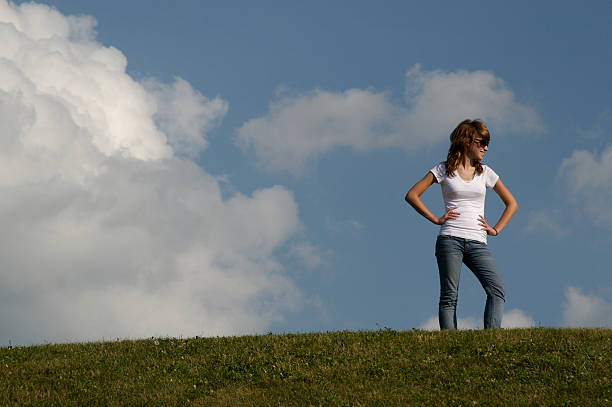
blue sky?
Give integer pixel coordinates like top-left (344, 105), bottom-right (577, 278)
top-left (1, 0), bottom-right (611, 345)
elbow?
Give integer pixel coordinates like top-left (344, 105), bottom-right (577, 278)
top-left (509, 200), bottom-right (518, 214)
top-left (405, 190), bottom-right (416, 205)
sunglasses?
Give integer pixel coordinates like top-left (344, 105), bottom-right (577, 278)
top-left (474, 138), bottom-right (489, 148)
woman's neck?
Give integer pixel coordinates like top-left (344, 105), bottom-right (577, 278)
top-left (460, 155), bottom-right (476, 170)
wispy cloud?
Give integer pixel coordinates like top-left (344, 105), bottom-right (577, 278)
top-left (289, 241), bottom-right (333, 269)
top-left (236, 64), bottom-right (544, 175)
top-left (324, 217), bottom-right (364, 234)
top-left (0, 0), bottom-right (305, 345)
top-left (522, 210), bottom-right (570, 239)
top-left (577, 109), bottom-right (612, 139)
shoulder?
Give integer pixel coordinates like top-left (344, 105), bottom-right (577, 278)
top-left (481, 164), bottom-right (500, 187)
top-left (431, 161), bottom-right (446, 175)
top-left (434, 161), bottom-right (447, 172)
top-left (481, 164), bottom-right (498, 175)
top-left (430, 161), bottom-right (447, 183)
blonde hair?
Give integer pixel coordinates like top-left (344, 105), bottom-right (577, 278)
top-left (445, 119), bottom-right (490, 177)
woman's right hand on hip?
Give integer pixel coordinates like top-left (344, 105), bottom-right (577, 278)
top-left (436, 207), bottom-right (459, 225)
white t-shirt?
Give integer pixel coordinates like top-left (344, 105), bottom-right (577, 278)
top-left (430, 162), bottom-right (499, 243)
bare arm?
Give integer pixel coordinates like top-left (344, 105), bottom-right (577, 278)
top-left (405, 172), bottom-right (458, 225)
top-left (478, 178), bottom-right (518, 235)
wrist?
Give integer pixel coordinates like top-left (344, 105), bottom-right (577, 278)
top-left (492, 227), bottom-right (499, 236)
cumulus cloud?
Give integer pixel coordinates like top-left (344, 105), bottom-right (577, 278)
top-left (143, 77), bottom-right (228, 157)
top-left (236, 88), bottom-right (394, 174)
top-left (562, 286), bottom-right (612, 328)
top-left (502, 309), bottom-right (537, 328)
top-left (559, 145), bottom-right (612, 229)
top-left (236, 64), bottom-right (544, 174)
top-left (418, 309), bottom-right (535, 330)
top-left (0, 0), bottom-right (305, 345)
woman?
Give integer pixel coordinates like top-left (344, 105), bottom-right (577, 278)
top-left (405, 119), bottom-right (518, 329)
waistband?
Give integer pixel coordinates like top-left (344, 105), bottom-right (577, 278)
top-left (437, 234), bottom-right (487, 245)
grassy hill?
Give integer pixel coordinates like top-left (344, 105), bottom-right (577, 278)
top-left (1, 328), bottom-right (610, 406)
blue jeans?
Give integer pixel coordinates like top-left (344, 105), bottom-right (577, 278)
top-left (435, 235), bottom-right (505, 329)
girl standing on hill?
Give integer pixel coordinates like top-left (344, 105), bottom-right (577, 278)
top-left (405, 119), bottom-right (518, 329)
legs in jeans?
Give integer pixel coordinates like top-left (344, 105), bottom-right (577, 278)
top-left (435, 235), bottom-right (505, 329)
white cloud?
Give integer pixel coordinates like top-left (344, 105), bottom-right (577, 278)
top-left (289, 241), bottom-right (333, 269)
top-left (236, 88), bottom-right (394, 175)
top-left (418, 316), bottom-right (440, 330)
top-left (143, 77), bottom-right (228, 157)
top-left (562, 286), bottom-right (612, 328)
top-left (502, 309), bottom-right (536, 328)
top-left (0, 0), bottom-right (306, 345)
top-left (418, 315), bottom-right (480, 330)
top-left (418, 309), bottom-right (535, 330)
top-left (236, 63), bottom-right (544, 174)
top-left (559, 145), bottom-right (612, 229)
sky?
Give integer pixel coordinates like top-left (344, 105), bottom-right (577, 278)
top-left (1, 0), bottom-right (611, 345)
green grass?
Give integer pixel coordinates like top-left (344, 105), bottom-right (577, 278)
top-left (1, 328), bottom-right (610, 406)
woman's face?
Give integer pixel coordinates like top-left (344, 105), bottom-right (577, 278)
top-left (468, 136), bottom-right (489, 161)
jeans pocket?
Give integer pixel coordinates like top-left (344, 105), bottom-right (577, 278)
top-left (435, 235), bottom-right (454, 257)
